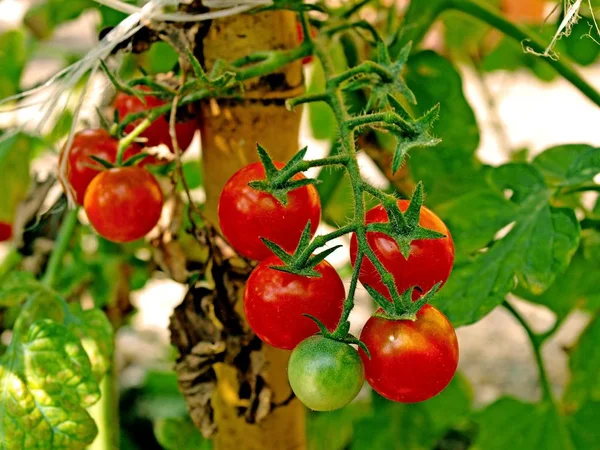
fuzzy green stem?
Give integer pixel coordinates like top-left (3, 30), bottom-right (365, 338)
top-left (88, 368), bottom-right (118, 450)
top-left (116, 44), bottom-right (312, 154)
top-left (294, 223), bottom-right (358, 267)
top-left (329, 61), bottom-right (394, 85)
top-left (346, 112), bottom-right (415, 134)
top-left (332, 246), bottom-right (363, 337)
top-left (502, 300), bottom-right (554, 405)
top-left (42, 207), bottom-right (79, 288)
top-left (271, 154), bottom-right (350, 186)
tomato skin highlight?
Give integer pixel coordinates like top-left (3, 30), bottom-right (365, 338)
top-left (83, 167), bottom-right (163, 243)
top-left (350, 200), bottom-right (454, 300)
top-left (218, 162), bottom-right (321, 261)
top-left (115, 87), bottom-right (197, 152)
top-left (359, 304), bottom-right (459, 403)
top-left (288, 336), bottom-right (364, 411)
top-left (0, 222), bottom-right (12, 242)
top-left (244, 256), bottom-right (345, 350)
top-left (59, 128), bottom-right (144, 205)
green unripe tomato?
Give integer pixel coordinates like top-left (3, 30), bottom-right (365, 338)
top-left (288, 335), bottom-right (364, 411)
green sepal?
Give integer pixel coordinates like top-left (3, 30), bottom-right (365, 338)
top-left (259, 237), bottom-right (295, 265)
top-left (250, 144), bottom-right (321, 206)
top-left (363, 284), bottom-right (394, 315)
top-left (100, 60), bottom-right (145, 101)
top-left (306, 245), bottom-right (343, 267)
top-left (88, 155), bottom-right (114, 170)
top-left (185, 47), bottom-right (207, 80)
top-left (408, 282), bottom-right (441, 316)
top-left (121, 152), bottom-right (150, 167)
top-left (303, 315), bottom-right (371, 358)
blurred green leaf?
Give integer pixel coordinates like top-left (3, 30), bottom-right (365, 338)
top-left (532, 144), bottom-right (600, 188)
top-left (0, 133), bottom-right (35, 223)
top-left (352, 374), bottom-right (473, 450)
top-left (563, 315), bottom-right (600, 411)
top-left (567, 401), bottom-right (600, 449)
top-left (514, 245), bottom-right (600, 319)
top-left (24, 0), bottom-right (95, 40)
top-left (434, 163), bottom-right (580, 326)
top-left (564, 16), bottom-right (600, 66)
top-left (154, 416), bottom-right (212, 450)
top-left (0, 272), bottom-right (41, 306)
top-left (180, 160), bottom-right (204, 191)
top-left (308, 60), bottom-right (337, 141)
top-left (307, 402), bottom-right (370, 450)
top-left (0, 30), bottom-right (28, 99)
top-left (474, 398), bottom-right (574, 450)
top-left (405, 51), bottom-right (483, 207)
top-left (142, 42), bottom-right (179, 75)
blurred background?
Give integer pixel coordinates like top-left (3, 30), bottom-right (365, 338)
top-left (0, 0), bottom-right (599, 448)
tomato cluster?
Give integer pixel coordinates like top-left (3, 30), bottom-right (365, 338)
top-left (218, 162), bottom-right (459, 411)
top-left (60, 91), bottom-right (198, 243)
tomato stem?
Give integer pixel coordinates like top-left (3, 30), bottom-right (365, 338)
top-left (42, 207), bottom-right (80, 289)
top-left (502, 300), bottom-right (555, 405)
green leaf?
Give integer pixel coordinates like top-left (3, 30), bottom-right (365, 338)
top-left (0, 133), bottom-right (35, 223)
top-left (352, 374), bottom-right (473, 450)
top-left (436, 187), bottom-right (517, 254)
top-left (474, 398), bottom-right (574, 450)
top-left (532, 144), bottom-right (600, 188)
top-left (0, 30), bottom-right (28, 99)
top-left (142, 42), bottom-right (179, 75)
top-left (307, 402), bottom-right (370, 450)
top-left (67, 306), bottom-right (114, 382)
top-left (24, 0), bottom-right (94, 39)
top-left (563, 315), bottom-right (600, 411)
top-left (0, 318), bottom-right (100, 449)
top-left (307, 60), bottom-right (337, 141)
top-left (0, 272), bottom-right (41, 307)
top-left (567, 401), bottom-right (600, 449)
top-left (514, 247), bottom-right (600, 319)
top-left (154, 416), bottom-right (212, 450)
top-left (434, 164), bottom-right (580, 326)
top-left (405, 51), bottom-right (483, 206)
top-left (564, 16), bottom-right (600, 66)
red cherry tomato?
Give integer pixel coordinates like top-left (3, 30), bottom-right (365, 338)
top-left (115, 86), bottom-right (197, 152)
top-left (0, 222), bottom-right (12, 242)
top-left (359, 304), bottom-right (459, 403)
top-left (59, 128), bottom-right (146, 205)
top-left (218, 162), bottom-right (321, 261)
top-left (296, 23), bottom-right (316, 64)
top-left (244, 256), bottom-right (345, 350)
top-left (83, 167), bottom-right (163, 243)
top-left (350, 200), bottom-right (454, 300)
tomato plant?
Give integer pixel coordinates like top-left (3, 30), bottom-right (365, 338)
top-left (288, 336), bottom-right (364, 411)
top-left (359, 304), bottom-right (459, 403)
top-left (244, 255), bottom-right (345, 349)
top-left (350, 200), bottom-right (455, 300)
top-left (115, 86), bottom-right (197, 152)
top-left (84, 166), bottom-right (163, 243)
top-left (59, 128), bottom-right (145, 205)
top-left (218, 161), bottom-right (321, 261)
top-left (1, 0), bottom-right (600, 449)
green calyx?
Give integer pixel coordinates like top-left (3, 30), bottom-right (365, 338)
top-left (374, 182), bottom-right (447, 259)
top-left (248, 144), bottom-right (321, 206)
top-left (303, 313), bottom-right (371, 358)
top-left (367, 283), bottom-right (442, 321)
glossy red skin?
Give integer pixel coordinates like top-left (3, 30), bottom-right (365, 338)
top-left (244, 256), bottom-right (345, 350)
top-left (0, 222), bottom-right (12, 242)
top-left (350, 200), bottom-right (454, 300)
top-left (115, 87), bottom-right (197, 152)
top-left (60, 129), bottom-right (145, 205)
top-left (359, 304), bottom-right (459, 403)
top-left (84, 167), bottom-right (163, 243)
top-left (296, 23), bottom-right (316, 64)
top-left (218, 162), bottom-right (321, 261)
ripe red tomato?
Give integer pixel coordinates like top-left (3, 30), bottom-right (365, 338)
top-left (0, 222), bottom-right (12, 242)
top-left (59, 128), bottom-right (145, 205)
top-left (296, 23), bottom-right (316, 64)
top-left (350, 200), bottom-right (454, 300)
top-left (83, 167), bottom-right (163, 243)
top-left (359, 304), bottom-right (459, 403)
top-left (244, 256), bottom-right (345, 350)
top-left (115, 86), bottom-right (197, 152)
top-left (218, 162), bottom-right (321, 261)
